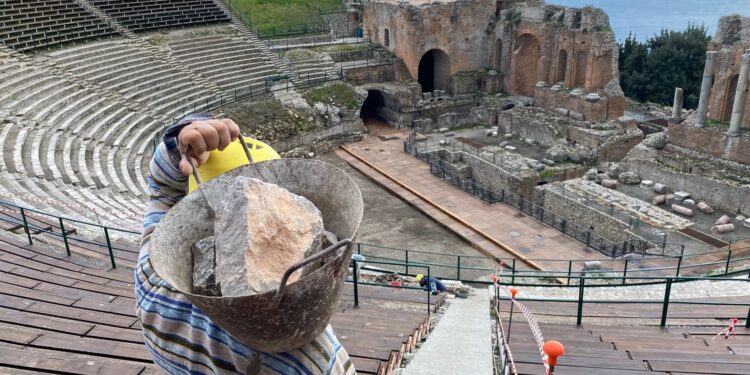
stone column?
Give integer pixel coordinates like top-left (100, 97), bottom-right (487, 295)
top-left (672, 87), bottom-right (684, 121)
top-left (695, 51), bottom-right (718, 128)
top-left (728, 50), bottom-right (750, 137)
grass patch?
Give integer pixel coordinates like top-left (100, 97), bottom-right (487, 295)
top-left (706, 119), bottom-right (729, 129)
top-left (314, 43), bottom-right (370, 53)
top-left (229, 0), bottom-right (342, 30)
top-left (303, 83), bottom-right (359, 110)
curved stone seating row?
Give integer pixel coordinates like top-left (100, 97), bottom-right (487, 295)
top-left (90, 0), bottom-right (229, 32)
top-left (0, 0), bottom-right (116, 51)
top-left (169, 35), bottom-right (284, 93)
top-left (290, 58), bottom-right (341, 86)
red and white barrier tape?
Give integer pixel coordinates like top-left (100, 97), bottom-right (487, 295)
top-left (510, 289), bottom-right (549, 372)
top-left (712, 318), bottom-right (739, 340)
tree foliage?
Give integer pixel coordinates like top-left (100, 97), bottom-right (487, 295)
top-left (618, 25), bottom-right (711, 109)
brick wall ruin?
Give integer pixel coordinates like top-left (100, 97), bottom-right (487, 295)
top-left (705, 15), bottom-right (750, 128)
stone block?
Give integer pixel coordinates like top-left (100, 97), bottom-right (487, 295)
top-left (423, 92), bottom-right (432, 100)
top-left (683, 199), bottom-right (696, 206)
top-left (601, 179), bottom-right (618, 188)
top-left (653, 195), bottom-right (666, 205)
top-left (618, 172), bottom-right (641, 185)
top-left (697, 202), bottom-right (714, 214)
top-left (584, 168), bottom-right (598, 180)
top-left (744, 218), bottom-right (750, 229)
top-left (504, 145), bottom-right (517, 151)
top-left (585, 93), bottom-right (601, 102)
top-left (438, 127), bottom-right (450, 133)
top-left (640, 180), bottom-right (654, 189)
top-left (671, 204), bottom-right (693, 217)
top-left (715, 215), bottom-right (732, 226)
top-left (555, 107), bottom-right (570, 116)
top-left (568, 111), bottom-right (585, 121)
top-left (504, 133), bottom-right (513, 139)
top-left (711, 223), bottom-right (735, 234)
top-left (542, 159), bottom-right (555, 166)
top-left (653, 183), bottom-right (668, 194)
top-left (674, 191), bottom-right (690, 202)
top-left (583, 261), bottom-right (602, 271)
top-left (214, 177), bottom-right (323, 297)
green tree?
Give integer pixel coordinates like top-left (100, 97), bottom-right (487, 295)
top-left (619, 25), bottom-right (710, 109)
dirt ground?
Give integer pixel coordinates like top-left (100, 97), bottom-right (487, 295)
top-left (317, 152), bottom-right (485, 278)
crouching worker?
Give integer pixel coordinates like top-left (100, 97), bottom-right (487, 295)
top-left (135, 113), bottom-right (355, 374)
top-left (415, 274), bottom-right (446, 295)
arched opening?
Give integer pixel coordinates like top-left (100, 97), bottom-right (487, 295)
top-left (513, 34), bottom-right (540, 96)
top-left (556, 50), bottom-right (568, 83)
top-left (722, 74), bottom-right (739, 122)
top-left (574, 51), bottom-right (588, 88)
top-left (384, 28), bottom-right (390, 47)
top-left (418, 49), bottom-right (450, 93)
top-left (495, 39), bottom-right (503, 72)
top-left (360, 90), bottom-right (386, 120)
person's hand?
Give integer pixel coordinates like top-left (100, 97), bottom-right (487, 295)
top-left (178, 119), bottom-right (240, 176)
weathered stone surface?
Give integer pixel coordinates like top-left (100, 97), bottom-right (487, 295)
top-left (640, 180), bottom-right (655, 189)
top-left (601, 179), bottom-right (618, 188)
top-left (653, 195), bottom-right (666, 205)
top-left (674, 191), bottom-right (690, 202)
top-left (737, 215), bottom-right (748, 222)
top-left (671, 204), bottom-right (694, 217)
top-left (618, 172), bottom-right (641, 185)
top-left (653, 183), bottom-right (668, 194)
top-left (711, 223), bottom-right (735, 234)
top-left (697, 202), bottom-right (715, 214)
top-left (744, 218), bottom-right (750, 229)
top-left (584, 168), bottom-right (598, 180)
top-left (715, 215), bottom-right (732, 226)
top-left (214, 177), bottom-right (324, 297)
top-left (607, 163), bottom-right (624, 179)
top-left (683, 199), bottom-right (696, 206)
top-left (192, 236), bottom-right (220, 296)
top-left (322, 231), bottom-right (339, 249)
top-left (642, 132), bottom-right (667, 149)
top-left (583, 261), bottom-right (602, 271)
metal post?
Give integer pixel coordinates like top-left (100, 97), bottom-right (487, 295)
top-left (725, 250), bottom-right (733, 274)
top-left (405, 250), bottom-right (409, 276)
top-left (511, 259), bottom-right (516, 285)
top-left (352, 259), bottom-right (359, 308)
top-left (426, 267), bottom-right (431, 316)
top-left (19, 207), bottom-right (32, 245)
top-left (622, 259), bottom-right (629, 285)
top-left (576, 278), bottom-right (585, 325)
top-left (746, 271), bottom-right (750, 328)
top-left (567, 260), bottom-right (572, 285)
top-left (59, 217), bottom-right (70, 256)
top-left (676, 255), bottom-right (683, 277)
top-left (457, 256), bottom-right (462, 280)
top-left (660, 278), bottom-right (673, 328)
top-left (104, 227), bottom-right (116, 269)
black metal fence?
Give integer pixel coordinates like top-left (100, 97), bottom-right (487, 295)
top-left (404, 138), bottom-right (677, 259)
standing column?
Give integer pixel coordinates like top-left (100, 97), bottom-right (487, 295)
top-left (695, 51), bottom-right (718, 128)
top-left (672, 87), bottom-right (684, 121)
top-left (728, 50), bottom-right (750, 137)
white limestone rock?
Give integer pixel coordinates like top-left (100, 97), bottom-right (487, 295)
top-left (214, 177), bottom-right (324, 297)
top-left (744, 218), bottom-right (750, 229)
top-left (618, 172), bottom-right (641, 185)
top-left (640, 180), bottom-right (655, 189)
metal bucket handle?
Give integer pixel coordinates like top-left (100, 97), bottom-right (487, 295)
top-left (274, 239), bottom-right (351, 300)
top-left (184, 135), bottom-right (255, 186)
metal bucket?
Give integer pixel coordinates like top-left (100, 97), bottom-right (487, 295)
top-left (148, 159), bottom-right (364, 352)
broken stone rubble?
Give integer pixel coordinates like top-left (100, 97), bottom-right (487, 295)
top-left (213, 177), bottom-right (324, 297)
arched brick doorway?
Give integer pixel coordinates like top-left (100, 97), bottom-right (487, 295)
top-left (574, 51), bottom-right (588, 88)
top-left (593, 52), bottom-right (613, 89)
top-left (361, 90), bottom-right (386, 120)
top-left (556, 50), bottom-right (568, 83)
top-left (722, 74), bottom-right (739, 122)
top-left (513, 34), bottom-right (540, 96)
top-left (418, 49), bottom-right (450, 93)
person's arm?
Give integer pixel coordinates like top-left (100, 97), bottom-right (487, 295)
top-left (140, 115), bottom-right (240, 250)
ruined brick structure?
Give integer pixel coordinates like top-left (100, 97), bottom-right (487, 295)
top-left (362, 0), bottom-right (625, 120)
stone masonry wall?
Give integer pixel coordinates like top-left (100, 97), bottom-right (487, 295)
top-left (667, 122), bottom-right (750, 165)
top-left (706, 15), bottom-right (750, 128)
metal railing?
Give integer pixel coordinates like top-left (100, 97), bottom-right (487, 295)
top-left (348, 259), bottom-right (434, 316)
top-left (0, 200), bottom-right (140, 269)
top-left (404, 138), bottom-right (686, 259)
top-left (355, 242), bottom-right (750, 286)
top-left (493, 294), bottom-right (516, 375)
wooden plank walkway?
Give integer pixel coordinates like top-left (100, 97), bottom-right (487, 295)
top-left (0, 231), bottom-right (434, 374)
top-left (336, 120), bottom-right (609, 274)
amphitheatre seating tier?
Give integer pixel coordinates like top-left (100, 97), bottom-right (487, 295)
top-left (0, 227), bottom-right (434, 374)
top-left (169, 35), bottom-right (284, 93)
top-left (0, 0), bottom-right (116, 52)
top-left (90, 0), bottom-right (229, 32)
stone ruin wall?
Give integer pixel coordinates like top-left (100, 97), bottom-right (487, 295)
top-left (705, 15), bottom-right (750, 128)
top-left (362, 0), bottom-right (624, 119)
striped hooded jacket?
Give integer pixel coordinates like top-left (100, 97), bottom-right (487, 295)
top-left (134, 114), bottom-right (356, 374)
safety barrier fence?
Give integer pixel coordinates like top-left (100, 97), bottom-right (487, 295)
top-left (493, 293), bottom-right (517, 375)
top-left (0, 200), bottom-right (140, 269)
top-left (1, 196), bottom-right (747, 286)
top-left (404, 138), bottom-right (687, 259)
top-left (493, 275), bottom-right (750, 329)
top-left (347, 259), bottom-right (434, 316)
top-left (355, 242), bottom-right (750, 286)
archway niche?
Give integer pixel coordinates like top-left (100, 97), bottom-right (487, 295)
top-left (495, 39), bottom-right (503, 72)
top-left (360, 90), bottom-right (386, 120)
top-left (513, 34), bottom-right (540, 96)
top-left (384, 28), bottom-right (390, 47)
top-left (556, 50), bottom-right (568, 83)
top-left (722, 74), bottom-right (739, 122)
top-left (593, 52), bottom-right (613, 89)
top-left (418, 49), bottom-right (451, 93)
top-left (574, 51), bottom-right (588, 88)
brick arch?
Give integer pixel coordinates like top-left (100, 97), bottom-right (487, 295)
top-left (593, 52), bottom-right (613, 89)
top-left (513, 33), bottom-right (540, 96)
top-left (418, 49), bottom-right (451, 93)
top-left (574, 50), bottom-right (588, 88)
top-left (556, 49), bottom-right (568, 83)
top-left (722, 74), bottom-right (739, 122)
